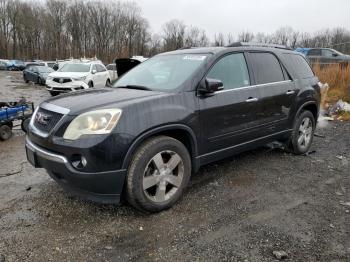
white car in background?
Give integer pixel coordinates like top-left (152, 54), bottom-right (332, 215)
top-left (46, 61), bottom-right (111, 96)
top-left (106, 63), bottom-right (118, 81)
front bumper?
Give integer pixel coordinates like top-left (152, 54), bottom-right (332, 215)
top-left (25, 136), bottom-right (126, 204)
top-left (46, 80), bottom-right (89, 93)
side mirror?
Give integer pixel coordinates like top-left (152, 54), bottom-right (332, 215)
top-left (332, 53), bottom-right (339, 57)
top-left (92, 69), bottom-right (97, 74)
top-left (199, 78), bottom-right (224, 94)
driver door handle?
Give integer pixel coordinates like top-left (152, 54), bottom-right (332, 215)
top-left (245, 97), bottom-right (258, 103)
top-left (286, 90), bottom-right (295, 95)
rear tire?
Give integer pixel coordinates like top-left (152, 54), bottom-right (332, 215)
top-left (105, 79), bottom-right (111, 87)
top-left (287, 110), bottom-right (315, 155)
top-left (88, 81), bottom-right (93, 88)
top-left (0, 125), bottom-right (13, 141)
top-left (126, 136), bottom-right (191, 212)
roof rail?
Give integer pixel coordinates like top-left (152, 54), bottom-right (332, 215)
top-left (177, 46), bottom-right (193, 50)
top-left (226, 42), bottom-right (292, 50)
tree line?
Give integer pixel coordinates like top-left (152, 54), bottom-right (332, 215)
top-left (1, 0), bottom-right (350, 63)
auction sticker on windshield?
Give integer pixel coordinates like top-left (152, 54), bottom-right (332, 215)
top-left (183, 55), bottom-right (207, 61)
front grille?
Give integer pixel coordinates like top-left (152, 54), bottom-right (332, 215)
top-left (33, 107), bottom-right (64, 133)
top-left (53, 78), bottom-right (72, 84)
top-left (52, 87), bottom-right (71, 92)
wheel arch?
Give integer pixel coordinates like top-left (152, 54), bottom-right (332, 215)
top-left (122, 124), bottom-right (199, 172)
top-left (296, 101), bottom-right (319, 122)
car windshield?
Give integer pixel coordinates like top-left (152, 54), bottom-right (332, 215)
top-left (59, 63), bottom-right (91, 72)
top-left (36, 66), bottom-right (54, 73)
top-left (331, 49), bottom-right (344, 55)
top-left (113, 54), bottom-right (209, 91)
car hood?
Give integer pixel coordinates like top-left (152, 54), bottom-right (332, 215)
top-left (44, 88), bottom-right (165, 115)
top-left (48, 72), bottom-right (89, 78)
top-left (39, 72), bottom-right (51, 78)
top-left (341, 54), bottom-right (350, 60)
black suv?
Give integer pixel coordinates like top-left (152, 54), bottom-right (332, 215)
top-left (26, 43), bottom-right (320, 212)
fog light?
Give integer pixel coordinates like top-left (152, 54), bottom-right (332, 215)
top-left (71, 155), bottom-right (87, 169)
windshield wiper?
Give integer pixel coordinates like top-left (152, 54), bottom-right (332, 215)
top-left (117, 85), bottom-right (152, 91)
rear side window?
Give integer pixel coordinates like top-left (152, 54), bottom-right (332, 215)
top-left (307, 49), bottom-right (321, 56)
top-left (322, 49), bottom-right (336, 57)
top-left (207, 53), bottom-right (250, 90)
top-left (97, 64), bottom-right (107, 72)
top-left (249, 52), bottom-right (285, 84)
top-left (283, 54), bottom-right (314, 79)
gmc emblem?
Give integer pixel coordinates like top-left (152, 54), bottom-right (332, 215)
top-left (35, 112), bottom-right (51, 125)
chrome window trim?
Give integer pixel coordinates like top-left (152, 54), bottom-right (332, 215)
top-left (41, 102), bottom-right (70, 115)
top-left (214, 80), bottom-right (292, 94)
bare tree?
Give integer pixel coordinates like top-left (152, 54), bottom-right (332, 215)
top-left (162, 19), bottom-right (186, 51)
top-left (237, 31), bottom-right (254, 42)
top-left (214, 33), bottom-right (225, 46)
top-left (1, 0), bottom-right (350, 62)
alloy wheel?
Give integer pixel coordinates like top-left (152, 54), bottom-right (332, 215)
top-left (143, 150), bottom-right (184, 203)
top-left (297, 117), bottom-right (313, 150)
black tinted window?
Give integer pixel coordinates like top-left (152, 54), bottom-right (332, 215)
top-left (207, 53), bottom-right (250, 90)
top-left (250, 52), bottom-right (285, 84)
top-left (283, 54), bottom-right (314, 79)
top-left (308, 49), bottom-right (321, 56)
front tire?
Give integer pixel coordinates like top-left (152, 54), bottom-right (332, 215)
top-left (126, 136), bottom-right (191, 212)
top-left (21, 118), bottom-right (31, 133)
top-left (49, 91), bottom-right (59, 96)
top-left (288, 110), bottom-right (315, 154)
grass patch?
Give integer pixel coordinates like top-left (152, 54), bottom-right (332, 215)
top-left (313, 63), bottom-right (350, 106)
top-left (313, 63), bottom-right (350, 120)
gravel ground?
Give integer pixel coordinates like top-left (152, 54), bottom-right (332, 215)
top-left (0, 71), bottom-right (349, 262)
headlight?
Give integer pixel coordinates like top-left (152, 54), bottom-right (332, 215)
top-left (46, 76), bottom-right (53, 81)
top-left (63, 109), bottom-right (122, 140)
top-left (72, 76), bottom-right (86, 81)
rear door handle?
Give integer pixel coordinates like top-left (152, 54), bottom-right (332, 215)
top-left (286, 90), bottom-right (295, 95)
top-left (245, 97), bottom-right (258, 103)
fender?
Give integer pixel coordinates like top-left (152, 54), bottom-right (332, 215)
top-left (121, 124), bottom-right (199, 172)
top-left (295, 100), bottom-right (319, 120)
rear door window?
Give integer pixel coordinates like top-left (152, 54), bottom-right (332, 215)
top-left (307, 49), bottom-right (321, 56)
top-left (249, 52), bottom-right (285, 84)
top-left (322, 49), bottom-right (336, 57)
top-left (282, 54), bottom-right (314, 79)
top-left (207, 53), bottom-right (250, 90)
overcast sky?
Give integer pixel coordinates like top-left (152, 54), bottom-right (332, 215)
top-left (131, 0), bottom-right (350, 38)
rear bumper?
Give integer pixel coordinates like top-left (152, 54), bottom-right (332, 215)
top-left (25, 136), bottom-right (126, 204)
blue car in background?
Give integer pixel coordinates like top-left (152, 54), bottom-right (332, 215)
top-left (294, 48), bottom-right (310, 56)
top-left (6, 60), bottom-right (26, 71)
top-left (295, 47), bottom-right (350, 65)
